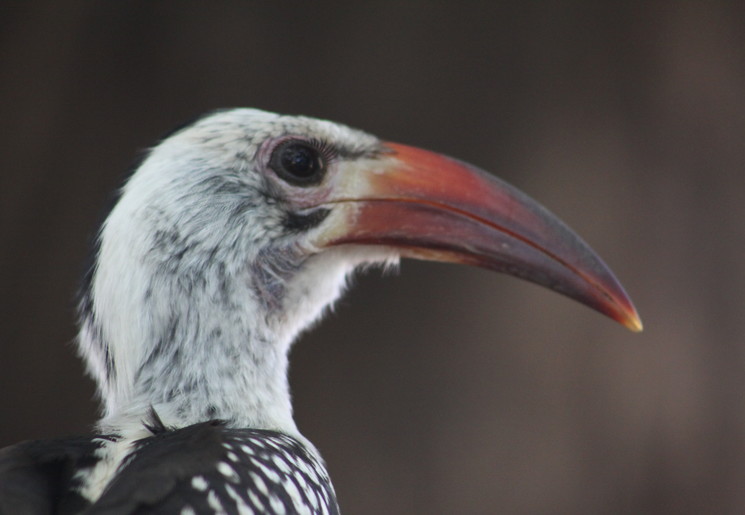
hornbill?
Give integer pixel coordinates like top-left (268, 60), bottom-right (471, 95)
top-left (0, 109), bottom-right (641, 514)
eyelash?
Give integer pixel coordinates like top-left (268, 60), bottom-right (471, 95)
top-left (307, 138), bottom-right (338, 164)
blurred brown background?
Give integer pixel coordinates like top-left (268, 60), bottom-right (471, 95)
top-left (1, 2), bottom-right (744, 513)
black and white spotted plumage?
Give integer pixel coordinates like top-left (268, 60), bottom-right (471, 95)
top-left (1, 419), bottom-right (338, 514)
top-left (1, 108), bottom-right (641, 514)
top-left (87, 420), bottom-right (338, 514)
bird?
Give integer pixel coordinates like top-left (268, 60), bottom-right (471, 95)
top-left (0, 108), bottom-right (642, 514)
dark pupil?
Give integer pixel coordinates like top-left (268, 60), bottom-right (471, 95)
top-left (281, 144), bottom-right (317, 178)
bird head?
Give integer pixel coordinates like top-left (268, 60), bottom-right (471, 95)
top-left (78, 108), bottom-right (640, 432)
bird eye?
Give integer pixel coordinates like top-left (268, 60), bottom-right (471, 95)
top-left (270, 140), bottom-right (326, 186)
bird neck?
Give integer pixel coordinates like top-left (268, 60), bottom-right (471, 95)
top-left (82, 250), bottom-right (303, 437)
top-left (121, 296), bottom-right (297, 434)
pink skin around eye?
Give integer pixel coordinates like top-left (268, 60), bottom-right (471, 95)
top-left (257, 136), bottom-right (337, 210)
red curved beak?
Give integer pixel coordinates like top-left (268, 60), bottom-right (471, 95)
top-left (317, 142), bottom-right (642, 332)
